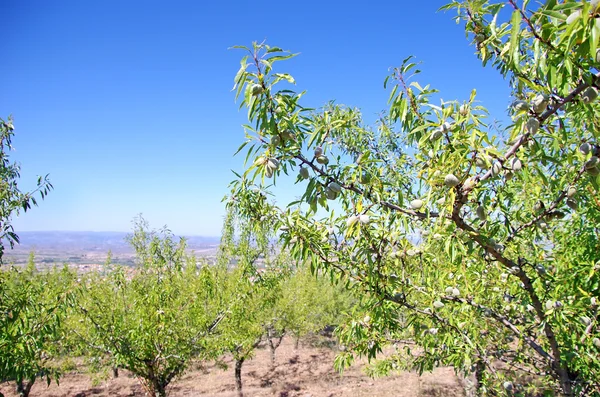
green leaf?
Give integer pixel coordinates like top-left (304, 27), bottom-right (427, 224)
top-left (509, 10), bottom-right (522, 68)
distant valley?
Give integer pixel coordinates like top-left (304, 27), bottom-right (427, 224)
top-left (4, 231), bottom-right (221, 269)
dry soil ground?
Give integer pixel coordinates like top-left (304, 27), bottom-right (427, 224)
top-left (0, 337), bottom-right (465, 397)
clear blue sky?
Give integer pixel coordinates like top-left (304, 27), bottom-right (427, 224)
top-left (1, 0), bottom-right (511, 236)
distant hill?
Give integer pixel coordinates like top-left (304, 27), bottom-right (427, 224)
top-left (11, 231), bottom-right (221, 253)
top-left (3, 231), bottom-right (221, 266)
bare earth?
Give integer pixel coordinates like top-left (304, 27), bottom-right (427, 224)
top-left (0, 337), bottom-right (465, 397)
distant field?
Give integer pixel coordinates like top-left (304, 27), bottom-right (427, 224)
top-left (3, 231), bottom-right (220, 267)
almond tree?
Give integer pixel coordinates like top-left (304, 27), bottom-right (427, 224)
top-left (0, 116), bottom-right (52, 263)
top-left (0, 263), bottom-right (75, 397)
top-left (227, 2), bottom-right (600, 395)
top-left (74, 218), bottom-right (226, 397)
top-left (278, 264), bottom-right (355, 351)
top-left (217, 207), bottom-right (286, 397)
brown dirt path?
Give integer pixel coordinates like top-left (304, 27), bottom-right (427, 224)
top-left (0, 337), bottom-right (465, 397)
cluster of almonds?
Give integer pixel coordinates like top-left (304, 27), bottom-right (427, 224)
top-left (270, 130), bottom-right (296, 148)
top-left (581, 142), bottom-right (600, 176)
top-left (255, 156), bottom-right (279, 178)
top-left (313, 146), bottom-right (329, 165)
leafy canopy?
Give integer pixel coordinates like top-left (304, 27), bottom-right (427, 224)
top-left (227, 1), bottom-right (600, 395)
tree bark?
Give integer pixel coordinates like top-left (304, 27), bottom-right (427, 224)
top-left (266, 327), bottom-right (285, 369)
top-left (269, 342), bottom-right (276, 368)
top-left (112, 366), bottom-right (119, 378)
top-left (140, 377), bottom-right (167, 397)
top-left (474, 358), bottom-right (485, 397)
top-left (235, 357), bottom-right (245, 397)
top-left (15, 379), bottom-right (34, 397)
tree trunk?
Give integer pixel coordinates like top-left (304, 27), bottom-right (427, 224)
top-left (474, 358), bottom-right (485, 397)
top-left (112, 366), bottom-right (119, 378)
top-left (140, 377), bottom-right (167, 397)
top-left (15, 379), bottom-right (34, 397)
top-left (266, 328), bottom-right (284, 369)
top-left (294, 335), bottom-right (300, 350)
top-left (269, 342), bottom-right (276, 368)
top-left (235, 358), bottom-right (245, 397)
top-left (558, 376), bottom-right (573, 397)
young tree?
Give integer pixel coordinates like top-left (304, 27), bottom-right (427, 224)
top-left (217, 207), bottom-right (285, 396)
top-left (219, 267), bottom-right (266, 397)
top-left (74, 217), bottom-right (226, 397)
top-left (228, 2), bottom-right (600, 395)
top-left (278, 264), bottom-right (354, 351)
top-left (0, 116), bottom-right (52, 263)
top-left (0, 264), bottom-right (75, 397)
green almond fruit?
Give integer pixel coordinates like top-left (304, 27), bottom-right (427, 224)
top-left (585, 156), bottom-right (599, 169)
top-left (316, 155), bottom-right (329, 165)
top-left (512, 100), bottom-right (528, 112)
top-left (547, 210), bottom-right (565, 219)
top-left (588, 166), bottom-right (600, 176)
top-left (251, 84), bottom-right (264, 96)
top-left (532, 94), bottom-right (549, 114)
top-left (346, 215), bottom-right (359, 227)
top-left (254, 156), bottom-right (267, 166)
top-left (510, 157), bottom-right (522, 171)
top-left (566, 198), bottom-right (578, 211)
top-left (491, 161), bottom-right (503, 177)
top-left (328, 182), bottom-right (342, 193)
top-left (430, 129), bottom-right (443, 142)
top-left (534, 200), bottom-right (545, 212)
top-left (299, 167), bottom-right (309, 180)
top-left (536, 264), bottom-right (547, 275)
top-left (476, 205), bottom-right (486, 221)
top-left (282, 130), bottom-right (294, 141)
top-left (567, 186), bottom-right (577, 198)
top-left (463, 177), bottom-right (476, 190)
top-left (444, 174), bottom-right (460, 187)
top-left (526, 117), bottom-right (540, 134)
top-left (410, 199), bottom-right (424, 210)
top-left (325, 187), bottom-right (338, 200)
top-left (475, 156), bottom-right (489, 169)
top-left (582, 87), bottom-right (599, 104)
top-left (580, 142), bottom-right (592, 155)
